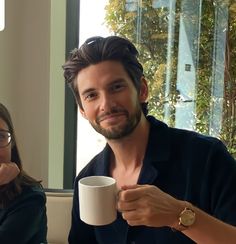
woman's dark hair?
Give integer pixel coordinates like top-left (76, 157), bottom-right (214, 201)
top-left (0, 103), bottom-right (41, 207)
top-left (62, 36), bottom-right (148, 116)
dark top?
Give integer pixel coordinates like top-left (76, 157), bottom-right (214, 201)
top-left (69, 116), bottom-right (236, 244)
top-left (0, 185), bottom-right (47, 244)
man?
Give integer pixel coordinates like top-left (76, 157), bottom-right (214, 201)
top-left (63, 36), bottom-right (236, 243)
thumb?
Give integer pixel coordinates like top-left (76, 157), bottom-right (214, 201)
top-left (120, 184), bottom-right (142, 190)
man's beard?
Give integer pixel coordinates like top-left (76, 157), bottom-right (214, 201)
top-left (90, 103), bottom-right (142, 140)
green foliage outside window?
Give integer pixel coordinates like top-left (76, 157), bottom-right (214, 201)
top-left (105, 0), bottom-right (236, 158)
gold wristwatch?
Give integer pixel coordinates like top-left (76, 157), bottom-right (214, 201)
top-left (178, 205), bottom-right (196, 230)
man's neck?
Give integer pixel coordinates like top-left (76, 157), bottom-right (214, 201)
top-left (107, 114), bottom-right (150, 170)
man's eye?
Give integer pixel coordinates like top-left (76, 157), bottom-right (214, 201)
top-left (84, 92), bottom-right (97, 100)
top-left (111, 83), bottom-right (125, 92)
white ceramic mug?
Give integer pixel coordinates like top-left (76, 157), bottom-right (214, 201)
top-left (79, 176), bottom-right (117, 226)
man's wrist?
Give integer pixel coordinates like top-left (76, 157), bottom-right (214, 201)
top-left (172, 201), bottom-right (196, 232)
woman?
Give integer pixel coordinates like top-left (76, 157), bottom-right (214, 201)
top-left (0, 103), bottom-right (47, 244)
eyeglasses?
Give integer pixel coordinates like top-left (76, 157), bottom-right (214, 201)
top-left (0, 130), bottom-right (12, 148)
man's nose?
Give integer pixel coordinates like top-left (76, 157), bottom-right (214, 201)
top-left (100, 93), bottom-right (116, 112)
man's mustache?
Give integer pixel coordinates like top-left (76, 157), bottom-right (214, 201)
top-left (96, 108), bottom-right (128, 123)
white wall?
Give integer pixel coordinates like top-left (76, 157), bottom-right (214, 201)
top-left (0, 0), bottom-right (66, 188)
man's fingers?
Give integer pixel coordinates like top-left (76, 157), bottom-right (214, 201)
top-left (119, 184), bottom-right (148, 201)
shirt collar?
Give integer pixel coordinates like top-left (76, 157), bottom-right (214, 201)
top-left (145, 115), bottom-right (171, 162)
top-left (98, 116), bottom-right (171, 182)
top-left (137, 116), bottom-right (171, 184)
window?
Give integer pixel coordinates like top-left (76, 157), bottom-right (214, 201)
top-left (76, 0), bottom-right (236, 173)
top-left (0, 0), bottom-right (4, 31)
top-left (76, 0), bottom-right (109, 174)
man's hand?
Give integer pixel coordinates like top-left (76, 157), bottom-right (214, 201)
top-left (0, 162), bottom-right (20, 185)
top-left (117, 184), bottom-right (183, 228)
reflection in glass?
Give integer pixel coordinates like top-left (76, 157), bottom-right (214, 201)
top-left (77, 0), bottom-right (236, 173)
top-left (104, 0), bottom-right (236, 157)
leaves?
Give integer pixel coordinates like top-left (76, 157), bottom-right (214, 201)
top-left (105, 0), bottom-right (236, 158)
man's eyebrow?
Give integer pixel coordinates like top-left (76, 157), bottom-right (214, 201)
top-left (80, 79), bottom-right (126, 96)
top-left (81, 88), bottom-right (96, 96)
top-left (107, 79), bottom-right (126, 87)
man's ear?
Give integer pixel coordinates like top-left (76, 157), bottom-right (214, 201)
top-left (139, 76), bottom-right (148, 102)
top-left (79, 108), bottom-right (87, 119)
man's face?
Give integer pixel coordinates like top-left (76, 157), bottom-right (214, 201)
top-left (76, 60), bottom-right (147, 140)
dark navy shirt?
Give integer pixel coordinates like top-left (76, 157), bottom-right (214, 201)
top-left (0, 185), bottom-right (47, 244)
top-left (69, 116), bottom-right (236, 244)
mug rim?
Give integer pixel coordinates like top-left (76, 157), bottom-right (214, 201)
top-left (79, 175), bottom-right (116, 187)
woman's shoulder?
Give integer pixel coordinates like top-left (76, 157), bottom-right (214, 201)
top-left (17, 185), bottom-right (46, 203)
top-left (5, 185), bottom-right (46, 211)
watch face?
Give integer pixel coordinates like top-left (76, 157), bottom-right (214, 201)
top-left (179, 208), bottom-right (196, 227)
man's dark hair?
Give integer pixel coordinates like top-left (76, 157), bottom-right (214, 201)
top-left (62, 35), bottom-right (148, 115)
